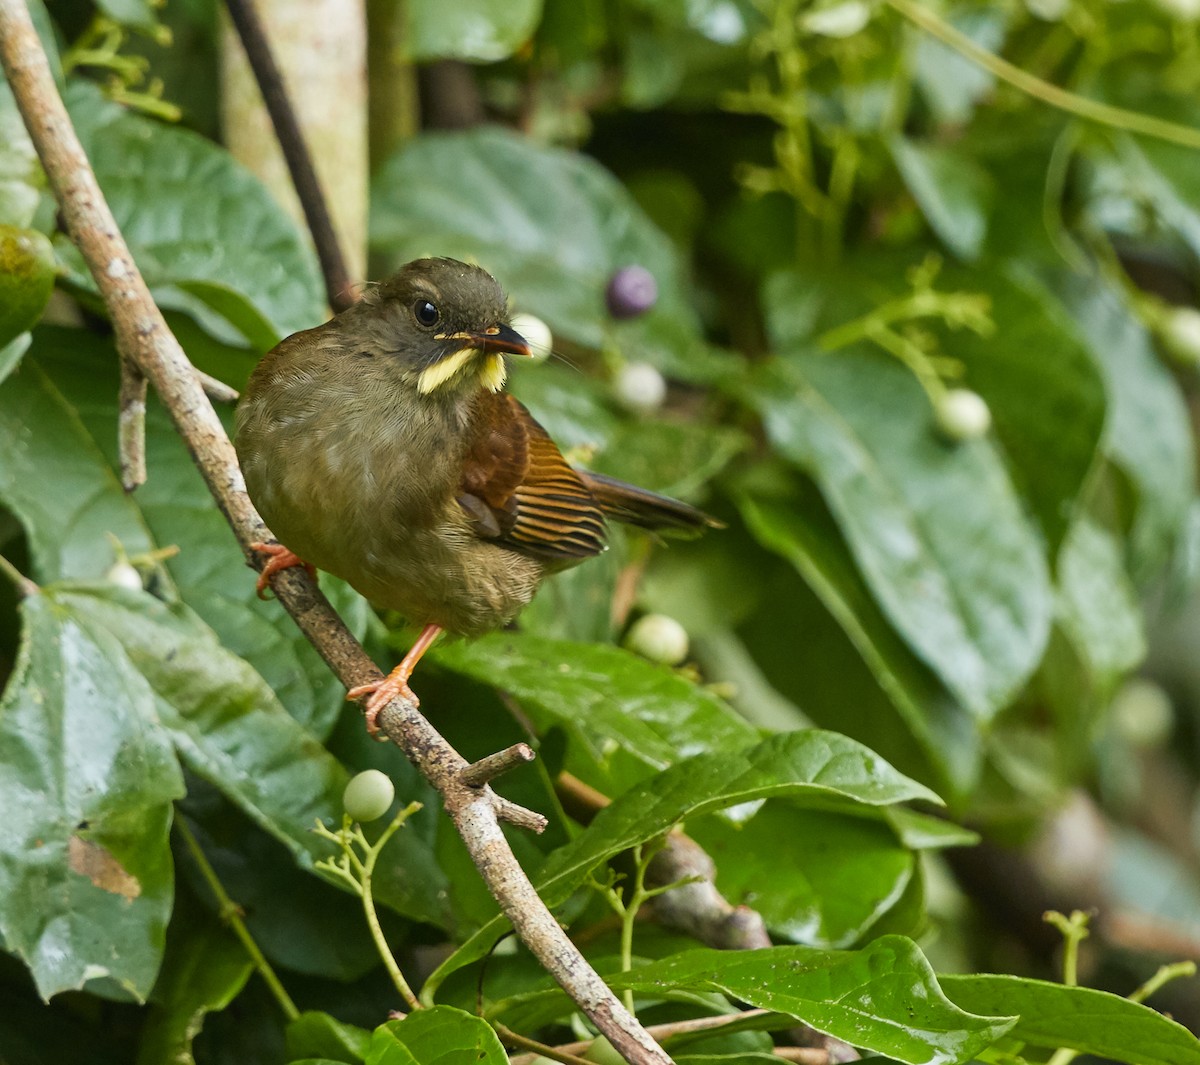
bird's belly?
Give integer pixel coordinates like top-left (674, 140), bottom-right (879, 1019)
top-left (246, 431), bottom-right (541, 636)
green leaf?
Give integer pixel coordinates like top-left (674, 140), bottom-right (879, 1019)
top-left (425, 730), bottom-right (937, 996)
top-left (370, 127), bottom-right (708, 381)
top-left (95, 0), bottom-right (159, 32)
top-left (535, 728), bottom-right (938, 903)
top-left (888, 137), bottom-right (991, 261)
top-left (736, 481), bottom-right (982, 796)
top-left (612, 938), bottom-right (1014, 1065)
top-left (911, 7), bottom-right (1007, 126)
top-left (688, 801), bottom-right (917, 947)
top-left (884, 807), bottom-right (978, 849)
top-left (1055, 517), bottom-right (1145, 691)
top-left (940, 974), bottom-right (1200, 1065)
top-left (508, 359), bottom-right (619, 452)
top-left (936, 265), bottom-right (1107, 552)
top-left (431, 631), bottom-right (759, 793)
top-left (0, 332), bottom-right (30, 386)
top-left (367, 1008), bottom-right (506, 1065)
top-left (49, 581), bottom-right (453, 933)
top-left (0, 225), bottom-right (56, 350)
top-left (591, 419), bottom-right (747, 500)
top-left (30, 326), bottom-right (372, 736)
top-left (1054, 276), bottom-right (1194, 583)
top-left (286, 1011), bottom-right (371, 1065)
top-left (57, 584), bottom-right (347, 870)
top-left (1111, 133), bottom-right (1200, 264)
top-left (405, 0), bottom-right (543, 61)
top-left (63, 81), bottom-right (323, 347)
top-left (136, 902), bottom-right (253, 1065)
top-left (763, 261), bottom-right (1108, 554)
top-left (0, 589), bottom-right (184, 1001)
top-left (748, 349), bottom-right (1052, 721)
top-left (0, 353), bottom-right (156, 581)
top-left (0, 82), bottom-right (41, 228)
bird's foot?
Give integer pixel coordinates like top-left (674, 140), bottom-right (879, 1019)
top-left (249, 541), bottom-right (316, 599)
top-left (348, 670), bottom-right (420, 739)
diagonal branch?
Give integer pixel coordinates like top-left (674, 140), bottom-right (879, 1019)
top-left (0, 4), bottom-right (670, 1061)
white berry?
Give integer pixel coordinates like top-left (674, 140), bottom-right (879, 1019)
top-left (1159, 307), bottom-right (1200, 366)
top-left (104, 560), bottom-right (143, 591)
top-left (510, 312), bottom-right (553, 363)
top-left (934, 388), bottom-right (991, 442)
top-left (343, 769), bottom-right (395, 823)
top-left (1110, 678), bottom-right (1174, 749)
top-left (613, 362), bottom-right (667, 414)
top-left (803, 0), bottom-right (871, 36)
top-left (624, 613), bottom-right (689, 666)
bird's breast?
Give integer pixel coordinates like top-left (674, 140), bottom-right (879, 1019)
top-left (234, 360), bottom-right (541, 633)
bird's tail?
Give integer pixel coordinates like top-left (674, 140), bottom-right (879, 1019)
top-left (578, 471), bottom-right (722, 536)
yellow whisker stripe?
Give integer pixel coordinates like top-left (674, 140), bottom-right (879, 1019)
top-left (480, 354), bottom-right (507, 393)
top-left (417, 347), bottom-right (475, 394)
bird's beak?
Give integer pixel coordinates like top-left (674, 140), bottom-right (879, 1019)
top-left (417, 323), bottom-right (533, 395)
top-left (458, 323), bottom-right (533, 358)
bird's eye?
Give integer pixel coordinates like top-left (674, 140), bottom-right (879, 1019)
top-left (413, 299), bottom-right (440, 327)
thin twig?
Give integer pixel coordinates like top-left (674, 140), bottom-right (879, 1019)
top-left (491, 795), bottom-right (550, 833)
top-left (509, 1010), bottom-right (777, 1064)
top-left (361, 804), bottom-right (423, 1012)
top-left (0, 552), bottom-right (38, 597)
top-left (118, 355), bottom-right (147, 491)
top-left (558, 772), bottom-right (772, 951)
top-left (886, 0), bottom-right (1200, 150)
top-left (460, 743), bottom-right (536, 787)
top-left (196, 367), bottom-right (239, 404)
top-left (176, 817), bottom-right (300, 1021)
top-left (0, 7), bottom-right (669, 1062)
top-left (497, 1023), bottom-right (595, 1065)
top-left (222, 0), bottom-right (355, 312)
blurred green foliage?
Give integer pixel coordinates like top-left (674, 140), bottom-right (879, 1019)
top-left (3, 0), bottom-right (1200, 1062)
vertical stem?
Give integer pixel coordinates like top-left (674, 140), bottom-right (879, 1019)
top-left (223, 0), bottom-right (355, 312)
top-left (177, 818), bottom-right (300, 1022)
top-left (360, 804), bottom-right (422, 1012)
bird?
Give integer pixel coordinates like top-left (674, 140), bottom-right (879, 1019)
top-left (234, 257), bottom-right (717, 734)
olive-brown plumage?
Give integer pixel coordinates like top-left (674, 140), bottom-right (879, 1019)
top-left (234, 258), bottom-right (715, 728)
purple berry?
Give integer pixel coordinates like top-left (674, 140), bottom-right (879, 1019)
top-left (605, 265), bottom-right (658, 320)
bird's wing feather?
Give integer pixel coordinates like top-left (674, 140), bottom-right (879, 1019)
top-left (458, 393), bottom-right (607, 561)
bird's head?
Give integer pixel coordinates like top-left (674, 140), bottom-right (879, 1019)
top-left (358, 258), bottom-right (532, 397)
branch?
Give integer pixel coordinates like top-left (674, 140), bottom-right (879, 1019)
top-left (0, 6), bottom-right (670, 1061)
top-left (222, 0), bottom-right (355, 312)
top-left (557, 772), bottom-right (772, 951)
top-left (509, 1010), bottom-right (840, 1065)
top-left (886, 0), bottom-right (1200, 151)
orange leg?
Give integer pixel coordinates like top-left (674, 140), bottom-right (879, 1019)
top-left (250, 541), bottom-right (317, 599)
top-left (348, 623), bottom-right (444, 737)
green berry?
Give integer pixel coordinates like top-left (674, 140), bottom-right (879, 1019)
top-left (343, 769), bottom-right (395, 822)
top-left (624, 613), bottom-right (689, 666)
top-left (0, 225), bottom-right (56, 346)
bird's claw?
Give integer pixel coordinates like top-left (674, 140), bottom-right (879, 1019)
top-left (348, 674), bottom-right (420, 739)
top-left (249, 541), bottom-right (316, 599)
